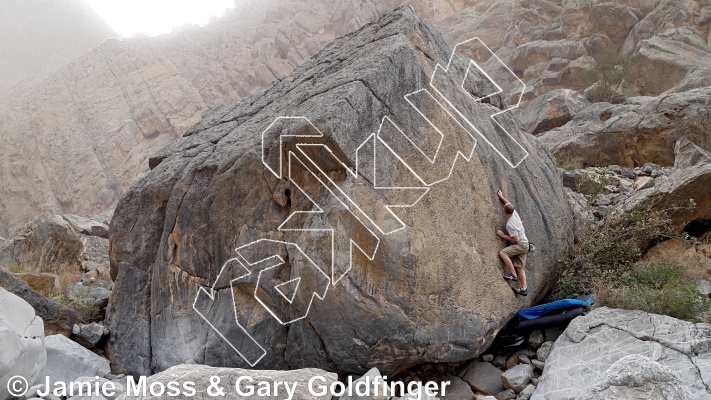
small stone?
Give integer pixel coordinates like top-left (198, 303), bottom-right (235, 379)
top-left (501, 364), bottom-right (533, 392)
top-left (531, 377), bottom-right (539, 386)
top-left (537, 342), bottom-right (553, 363)
top-left (72, 324), bottom-right (81, 335)
top-left (594, 195), bottom-right (611, 206)
top-left (531, 359), bottom-right (545, 371)
top-left (528, 330), bottom-right (544, 349)
top-left (517, 384), bottom-right (536, 400)
top-left (483, 354), bottom-right (494, 362)
top-left (76, 322), bottom-right (104, 349)
top-left (595, 205), bottom-right (610, 217)
top-left (518, 355), bottom-right (531, 365)
top-left (613, 194), bottom-right (629, 204)
top-left (633, 176), bottom-right (655, 191)
top-left (697, 280), bottom-right (711, 297)
top-left (461, 361), bottom-right (506, 395)
top-left (495, 388), bottom-right (516, 400)
top-left (620, 168), bottom-right (636, 179)
top-left (492, 355), bottom-right (507, 369)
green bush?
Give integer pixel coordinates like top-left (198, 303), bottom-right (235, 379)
top-left (556, 152), bottom-right (584, 171)
top-left (553, 205), bottom-right (672, 299)
top-left (586, 50), bottom-right (643, 103)
top-left (5, 263), bottom-right (36, 274)
top-left (51, 292), bottom-right (102, 323)
top-left (598, 262), bottom-right (711, 320)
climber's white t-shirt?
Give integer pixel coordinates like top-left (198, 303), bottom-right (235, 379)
top-left (506, 210), bottom-right (528, 243)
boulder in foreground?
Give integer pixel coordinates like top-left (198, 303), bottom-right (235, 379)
top-left (531, 307), bottom-right (711, 400)
top-left (0, 288), bottom-right (46, 400)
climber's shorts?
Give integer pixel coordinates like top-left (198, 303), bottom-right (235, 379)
top-left (501, 242), bottom-right (529, 269)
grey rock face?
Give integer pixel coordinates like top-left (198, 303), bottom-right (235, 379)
top-left (539, 87), bottom-right (711, 168)
top-left (107, 7), bottom-right (572, 375)
top-left (517, 89), bottom-right (589, 135)
top-left (501, 364), bottom-right (533, 392)
top-left (37, 335), bottom-right (110, 387)
top-left (62, 215), bottom-right (109, 239)
top-left (0, 269), bottom-right (78, 336)
top-left (621, 163), bottom-right (711, 234)
top-left (460, 361), bottom-right (505, 395)
top-left (674, 136), bottom-right (711, 169)
top-left (0, 288), bottom-right (46, 400)
top-left (114, 364), bottom-right (337, 400)
top-left (579, 354), bottom-right (693, 400)
top-left (531, 307), bottom-right (711, 400)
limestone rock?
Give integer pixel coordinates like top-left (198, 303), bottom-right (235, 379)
top-left (440, 376), bottom-right (474, 400)
top-left (0, 216), bottom-right (83, 276)
top-left (674, 136), bottom-right (711, 169)
top-left (632, 176), bottom-right (654, 191)
top-left (70, 377), bottom-right (124, 400)
top-left (62, 215), bottom-right (109, 239)
top-left (517, 89), bottom-right (589, 135)
top-left (621, 164), bottom-right (711, 234)
top-left (341, 368), bottom-right (391, 400)
top-left (0, 288), bottom-right (46, 400)
top-left (461, 361), bottom-right (505, 395)
top-left (539, 87), bottom-right (711, 168)
top-left (531, 307), bottom-right (711, 400)
top-left (501, 364), bottom-right (533, 392)
top-left (518, 384), bottom-right (535, 400)
top-left (106, 7), bottom-right (572, 376)
top-left (581, 354), bottom-right (692, 400)
top-left (536, 342), bottom-right (552, 363)
top-left (37, 335), bottom-right (110, 387)
top-left (76, 323), bottom-right (105, 349)
top-left (495, 388), bottom-right (516, 400)
top-left (0, 268), bottom-right (78, 336)
top-left (114, 364), bottom-right (336, 400)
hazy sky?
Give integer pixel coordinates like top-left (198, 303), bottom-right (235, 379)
top-left (84, 0), bottom-right (236, 37)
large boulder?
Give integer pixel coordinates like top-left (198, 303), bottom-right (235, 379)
top-left (517, 89), bottom-right (589, 135)
top-left (674, 136), bottom-right (711, 169)
top-left (106, 7), bottom-right (572, 375)
top-left (0, 288), bottom-right (46, 400)
top-left (539, 87), bottom-right (711, 168)
top-left (61, 215), bottom-right (109, 239)
top-left (531, 307), bottom-right (711, 400)
top-left (115, 364), bottom-right (337, 400)
top-left (0, 216), bottom-right (83, 276)
top-left (37, 335), bottom-right (110, 386)
top-left (621, 163), bottom-right (711, 233)
top-left (0, 268), bottom-right (78, 336)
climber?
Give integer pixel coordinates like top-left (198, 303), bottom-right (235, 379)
top-left (496, 189), bottom-right (529, 296)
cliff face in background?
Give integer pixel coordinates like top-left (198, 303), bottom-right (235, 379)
top-left (0, 0), bottom-right (118, 88)
top-left (0, 0), bottom-right (477, 238)
top-left (1, 0), bottom-right (710, 237)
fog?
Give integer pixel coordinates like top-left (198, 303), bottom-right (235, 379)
top-left (84, 0), bottom-right (236, 37)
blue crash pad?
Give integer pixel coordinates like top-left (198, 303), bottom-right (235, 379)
top-left (516, 295), bottom-right (594, 320)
